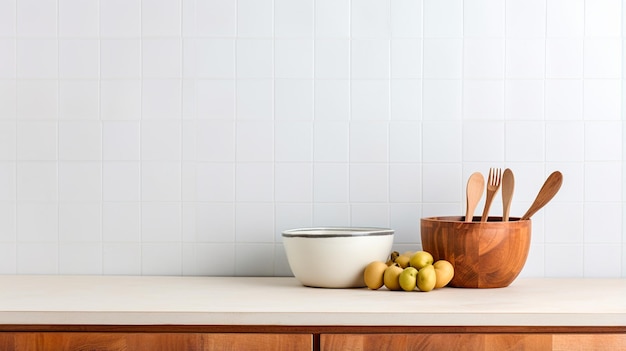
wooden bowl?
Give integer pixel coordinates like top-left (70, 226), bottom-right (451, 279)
top-left (420, 216), bottom-right (531, 288)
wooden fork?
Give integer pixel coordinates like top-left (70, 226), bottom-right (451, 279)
top-left (481, 168), bottom-right (502, 222)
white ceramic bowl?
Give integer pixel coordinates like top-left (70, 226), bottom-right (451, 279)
top-left (282, 227), bottom-right (394, 288)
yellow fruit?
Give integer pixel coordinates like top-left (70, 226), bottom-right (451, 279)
top-left (410, 251), bottom-right (434, 270)
top-left (383, 264), bottom-right (403, 291)
top-left (395, 255), bottom-right (411, 268)
top-left (417, 265), bottom-right (436, 292)
top-left (433, 260), bottom-right (454, 289)
top-left (363, 261), bottom-right (388, 290)
top-left (398, 267), bottom-right (418, 291)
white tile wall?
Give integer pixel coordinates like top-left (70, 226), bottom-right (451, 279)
top-left (0, 0), bottom-right (624, 278)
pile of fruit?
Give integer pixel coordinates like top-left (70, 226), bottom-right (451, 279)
top-left (363, 251), bottom-right (454, 292)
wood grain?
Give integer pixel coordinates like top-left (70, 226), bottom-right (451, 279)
top-left (0, 332), bottom-right (312, 351)
top-left (421, 216), bottom-right (531, 288)
top-left (320, 333), bottom-right (626, 351)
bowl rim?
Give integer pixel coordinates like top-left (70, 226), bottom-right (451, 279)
top-left (282, 227), bottom-right (394, 238)
top-left (421, 216), bottom-right (530, 223)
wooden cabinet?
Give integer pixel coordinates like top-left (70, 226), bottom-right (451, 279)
top-left (320, 333), bottom-right (626, 351)
top-left (1, 326), bottom-right (625, 351)
top-left (0, 332), bottom-right (312, 351)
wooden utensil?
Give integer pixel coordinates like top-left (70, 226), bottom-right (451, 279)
top-left (465, 172), bottom-right (485, 222)
top-left (501, 168), bottom-right (514, 221)
top-left (480, 168), bottom-right (502, 222)
top-left (521, 171), bottom-right (563, 220)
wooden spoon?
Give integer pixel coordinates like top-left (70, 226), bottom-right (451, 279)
top-left (501, 168), bottom-right (514, 221)
top-left (521, 171), bottom-right (563, 220)
top-left (465, 172), bottom-right (485, 222)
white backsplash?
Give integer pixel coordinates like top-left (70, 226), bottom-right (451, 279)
top-left (0, 0), bottom-right (624, 277)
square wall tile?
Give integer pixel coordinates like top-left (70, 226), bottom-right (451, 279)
top-left (183, 243), bottom-right (235, 276)
top-left (422, 121), bottom-right (462, 162)
top-left (314, 79), bottom-right (350, 121)
top-left (238, 0), bottom-right (273, 37)
top-left (389, 164), bottom-right (421, 203)
top-left (103, 243), bottom-right (141, 275)
top-left (464, 0), bottom-right (505, 37)
top-left (546, 0), bottom-right (584, 37)
top-left (505, 0), bottom-right (546, 37)
top-left (351, 0), bottom-right (390, 38)
top-left (505, 122), bottom-right (545, 162)
top-left (423, 0), bottom-right (463, 37)
top-left (584, 244), bottom-right (621, 277)
top-left (313, 121), bottom-right (349, 162)
top-left (462, 80), bottom-right (505, 120)
top-left (505, 39), bottom-right (545, 79)
top-left (17, 243), bottom-right (58, 274)
top-left (141, 79), bottom-right (182, 120)
top-left (192, 203), bottom-right (235, 242)
top-left (584, 38), bottom-right (622, 79)
top-left (58, 162), bottom-right (102, 202)
top-left (100, 40), bottom-right (141, 79)
top-left (584, 162), bottom-right (622, 202)
top-left (584, 0), bottom-right (622, 37)
top-left (351, 39), bottom-right (390, 79)
top-left (103, 202), bottom-right (141, 242)
top-left (100, 0), bottom-right (141, 37)
top-left (0, 243), bottom-right (16, 274)
top-left (545, 121), bottom-right (584, 161)
top-left (423, 38), bottom-right (463, 79)
top-left (546, 38), bottom-right (583, 79)
top-left (313, 203), bottom-right (350, 226)
top-left (103, 121), bottom-right (141, 161)
top-left (422, 163), bottom-right (462, 203)
top-left (59, 243), bottom-right (102, 274)
top-left (0, 165), bottom-right (16, 202)
top-left (195, 120), bottom-right (235, 162)
top-left (143, 39), bottom-right (182, 78)
top-left (17, 80), bottom-right (57, 120)
top-left (350, 80), bottom-right (389, 120)
top-left (583, 202), bottom-right (622, 244)
top-left (275, 39), bottom-right (314, 79)
top-left (59, 121), bottom-right (101, 161)
top-left (274, 79), bottom-right (314, 120)
top-left (391, 39), bottom-right (422, 79)
top-left (505, 79), bottom-right (545, 120)
top-left (142, 243), bottom-right (182, 275)
top-left (142, 0), bottom-right (181, 37)
top-left (585, 121), bottom-right (622, 161)
top-left (391, 0), bottom-right (422, 37)
top-left (103, 162), bottom-right (140, 202)
top-left (389, 121), bottom-right (421, 162)
top-left (17, 121), bottom-right (57, 160)
top-left (141, 121), bottom-right (181, 161)
top-left (545, 244), bottom-right (583, 277)
top-left (236, 121), bottom-right (274, 162)
top-left (59, 0), bottom-right (99, 37)
top-left (275, 163), bottom-right (313, 202)
top-left (236, 79), bottom-right (273, 120)
top-left (141, 161), bottom-right (181, 202)
top-left (422, 80), bottom-right (462, 120)
top-left (235, 163), bottom-right (274, 202)
top-left (274, 0), bottom-right (314, 38)
top-left (235, 203), bottom-right (274, 242)
top-left (462, 121), bottom-right (505, 162)
top-left (59, 39), bottom-right (99, 79)
top-left (192, 0), bottom-right (235, 37)
top-left (59, 80), bottom-right (99, 120)
top-left (17, 40), bottom-right (57, 79)
top-left (17, 203), bottom-right (58, 242)
top-left (142, 202), bottom-right (182, 242)
top-left (349, 164), bottom-right (388, 202)
top-left (545, 79), bottom-right (583, 120)
top-left (194, 162), bottom-right (235, 202)
top-left (315, 40), bottom-right (350, 79)
top-left (17, 161), bottom-right (57, 202)
top-left (237, 40), bottom-right (273, 79)
top-left (275, 121), bottom-right (313, 162)
top-left (17, 0), bottom-right (57, 37)
top-left (235, 243), bottom-right (274, 276)
top-left (100, 80), bottom-right (141, 120)
top-left (391, 79), bottom-right (422, 121)
top-left (313, 163), bottom-right (349, 203)
top-left (463, 38), bottom-right (505, 79)
top-left (349, 121), bottom-right (389, 162)
top-left (59, 203), bottom-right (101, 242)
top-left (583, 80), bottom-right (622, 121)
top-left (316, 0), bottom-right (350, 37)
top-left (275, 203), bottom-right (312, 239)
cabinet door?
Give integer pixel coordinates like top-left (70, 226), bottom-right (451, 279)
top-left (320, 333), bottom-right (626, 351)
top-left (0, 332), bottom-right (312, 351)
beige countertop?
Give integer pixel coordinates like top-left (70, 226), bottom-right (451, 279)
top-left (0, 276), bottom-right (624, 327)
